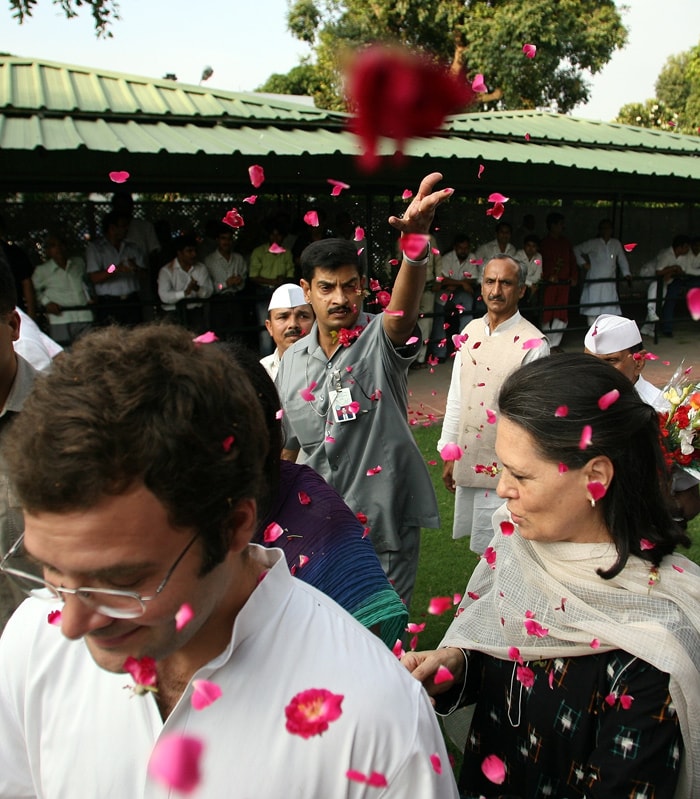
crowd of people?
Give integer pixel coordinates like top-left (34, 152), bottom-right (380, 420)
top-left (1, 171), bottom-right (700, 798)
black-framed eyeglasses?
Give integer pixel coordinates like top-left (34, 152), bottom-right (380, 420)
top-left (0, 532), bottom-right (199, 620)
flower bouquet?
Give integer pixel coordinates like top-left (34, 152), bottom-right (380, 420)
top-left (658, 361), bottom-right (700, 480)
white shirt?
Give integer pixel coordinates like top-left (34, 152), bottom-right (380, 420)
top-left (438, 312), bottom-right (550, 451)
top-left (204, 250), bottom-right (247, 294)
top-left (158, 259), bottom-right (213, 310)
top-left (573, 237), bottom-right (630, 278)
top-left (259, 349), bottom-right (281, 381)
top-left (634, 374), bottom-right (664, 408)
top-left (13, 308), bottom-right (63, 371)
top-left (474, 239), bottom-right (517, 267)
top-left (0, 546), bottom-right (457, 799)
top-left (514, 249), bottom-right (543, 286)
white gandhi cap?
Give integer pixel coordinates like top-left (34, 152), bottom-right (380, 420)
top-left (268, 283), bottom-right (307, 311)
top-left (584, 314), bottom-right (642, 355)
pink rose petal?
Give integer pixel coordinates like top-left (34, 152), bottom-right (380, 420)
top-left (434, 665), bottom-right (454, 685)
top-left (486, 202), bottom-right (505, 220)
top-left (521, 338), bottom-right (542, 350)
top-left (554, 405), bottom-right (568, 417)
top-left (298, 491), bottom-right (312, 506)
top-left (487, 192), bottom-right (510, 204)
top-left (604, 692), bottom-right (617, 706)
top-left (175, 603), bottom-right (194, 631)
top-left (640, 538), bottom-right (655, 551)
top-left (368, 772), bottom-right (388, 788)
top-left (619, 694), bottom-right (634, 709)
top-left (516, 665), bottom-right (535, 688)
top-left (400, 233), bottom-right (430, 260)
top-left (483, 546), bottom-right (496, 568)
top-left (467, 591), bottom-right (480, 600)
top-left (500, 520), bottom-right (515, 536)
top-left (275, 408), bottom-right (284, 420)
top-left (523, 619), bottom-right (549, 638)
top-left (453, 593), bottom-right (462, 605)
top-left (590, 638), bottom-right (600, 649)
top-left (405, 335), bottom-right (419, 345)
top-left (106, 263), bottom-right (117, 274)
top-left (481, 754), bottom-right (506, 785)
top-left (486, 409), bottom-right (497, 424)
top-left (598, 389), bottom-right (620, 410)
top-left (430, 753), bottom-right (442, 774)
top-left (354, 226), bottom-right (365, 241)
top-left (471, 73), bottom-right (488, 93)
top-left (222, 435), bottom-right (235, 452)
top-left (327, 178), bottom-right (350, 195)
top-left (303, 210), bottom-right (319, 227)
top-left (222, 208), bottom-right (244, 229)
top-left (263, 522), bottom-right (285, 543)
top-left (579, 424), bottom-right (593, 450)
top-left (525, 132), bottom-right (531, 141)
top-left (347, 770), bottom-right (367, 784)
top-left (673, 564), bottom-right (685, 573)
top-left (268, 242), bottom-right (286, 254)
top-left (558, 462), bottom-right (568, 474)
top-left (406, 622), bottom-right (426, 633)
top-left (439, 442), bottom-right (463, 461)
top-left (148, 734), bottom-right (203, 794)
top-left (508, 646), bottom-right (523, 664)
top-left (366, 465), bottom-right (382, 476)
top-left (299, 381), bottom-right (317, 402)
top-left (108, 170), bottom-right (130, 183)
top-left (248, 164), bottom-right (265, 188)
top-left (428, 596), bottom-right (453, 615)
top-left (587, 481), bottom-right (607, 501)
top-left (243, 195), bottom-right (257, 204)
top-left (687, 288), bottom-right (700, 321)
top-left (522, 43), bottom-right (537, 59)
top-left (191, 679), bottom-right (223, 710)
top-left (623, 242), bottom-right (637, 253)
top-left (48, 609), bottom-right (62, 625)
top-left (193, 331), bottom-right (219, 344)
top-left (477, 164), bottom-right (485, 179)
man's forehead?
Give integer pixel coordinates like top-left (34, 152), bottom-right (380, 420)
top-left (312, 266), bottom-right (361, 283)
top-left (483, 259), bottom-right (518, 278)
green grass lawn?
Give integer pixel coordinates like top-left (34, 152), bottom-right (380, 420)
top-left (410, 424), bottom-right (700, 652)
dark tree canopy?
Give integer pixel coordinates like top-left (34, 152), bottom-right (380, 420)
top-left (8, 0), bottom-right (120, 37)
top-left (265, 0), bottom-right (627, 112)
top-left (617, 40), bottom-right (700, 134)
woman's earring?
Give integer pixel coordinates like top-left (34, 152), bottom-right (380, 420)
top-left (590, 498), bottom-right (596, 508)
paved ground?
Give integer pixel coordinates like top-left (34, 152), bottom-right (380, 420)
top-left (407, 319), bottom-right (700, 423)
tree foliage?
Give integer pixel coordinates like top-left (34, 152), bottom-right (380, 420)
top-left (268, 0), bottom-right (627, 112)
top-left (616, 41), bottom-right (700, 135)
top-left (8, 0), bottom-right (120, 38)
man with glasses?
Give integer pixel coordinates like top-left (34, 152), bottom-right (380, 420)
top-left (0, 323), bottom-right (457, 798)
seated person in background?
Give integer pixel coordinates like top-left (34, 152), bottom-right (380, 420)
top-left (405, 353), bottom-right (700, 799)
top-left (205, 224), bottom-right (248, 337)
top-left (584, 313), bottom-right (700, 524)
top-left (640, 235), bottom-right (694, 338)
top-left (232, 344), bottom-right (409, 647)
top-left (514, 234), bottom-right (542, 302)
top-left (158, 234), bottom-right (213, 334)
top-left (31, 232), bottom-right (93, 346)
top-left (431, 233), bottom-right (477, 360)
top-left (259, 283), bottom-right (314, 381)
top-left (0, 323), bottom-right (457, 799)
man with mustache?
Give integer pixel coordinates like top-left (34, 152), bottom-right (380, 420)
top-left (276, 173), bottom-right (450, 610)
top-left (259, 284), bottom-right (314, 381)
top-left (439, 255), bottom-right (549, 554)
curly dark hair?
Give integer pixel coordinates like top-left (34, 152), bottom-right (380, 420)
top-left (5, 323), bottom-right (269, 573)
top-left (498, 353), bottom-right (689, 579)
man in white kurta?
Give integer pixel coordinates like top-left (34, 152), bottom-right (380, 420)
top-left (438, 256), bottom-right (549, 554)
top-left (573, 220), bottom-right (631, 326)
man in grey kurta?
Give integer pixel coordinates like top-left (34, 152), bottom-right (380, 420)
top-left (277, 172), bottom-right (451, 609)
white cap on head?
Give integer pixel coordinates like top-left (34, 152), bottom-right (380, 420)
top-left (268, 283), bottom-right (306, 311)
top-left (584, 314), bottom-right (642, 354)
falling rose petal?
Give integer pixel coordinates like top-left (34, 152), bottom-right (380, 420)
top-left (524, 132), bottom-right (531, 141)
top-left (587, 481), bottom-right (607, 502)
top-left (486, 202), bottom-right (505, 220)
top-left (346, 770), bottom-right (368, 784)
top-left (175, 603), bottom-right (194, 632)
top-left (400, 233), bottom-right (430, 260)
top-left (430, 754), bottom-right (442, 775)
top-left (481, 754), bottom-right (506, 785)
top-left (298, 491), bottom-right (312, 505)
top-left (356, 512), bottom-right (368, 524)
top-left (303, 210), bottom-right (320, 227)
top-left (640, 538), bottom-right (655, 551)
top-left (263, 522), bottom-right (285, 543)
top-left (521, 338), bottom-right (542, 350)
top-left (148, 734), bottom-right (203, 794)
top-left (409, 634), bottom-right (418, 650)
top-left (673, 564), bottom-right (685, 573)
top-left (243, 195), bottom-right (257, 204)
top-left (500, 520), bottom-right (515, 536)
top-left (299, 554), bottom-right (309, 568)
top-left (598, 389), bottom-right (620, 410)
top-left (191, 679), bottom-right (223, 711)
top-left (366, 465), bottom-right (382, 476)
top-left (108, 170), bottom-right (131, 185)
top-left (687, 288), bottom-right (700, 320)
top-left (362, 526), bottom-right (370, 539)
top-left (107, 264), bottom-right (117, 274)
top-left (285, 688), bottom-right (344, 738)
top-left (467, 591), bottom-right (480, 600)
top-left (516, 666), bottom-right (535, 688)
top-left (392, 639), bottom-right (406, 658)
top-left (405, 335), bottom-right (419, 345)
top-left (579, 425), bottom-right (593, 450)
top-left (406, 622), bottom-right (426, 633)
top-left (327, 178), bottom-right (350, 195)
top-left (47, 609), bottom-right (62, 625)
top-left (433, 665), bottom-right (454, 685)
top-left (299, 381), bottom-right (317, 402)
top-left (508, 646), bottom-right (523, 664)
top-left (477, 163), bottom-right (485, 179)
top-left (483, 546), bottom-right (497, 568)
top-left (402, 189), bottom-right (413, 200)
top-left (523, 619), bottom-right (549, 638)
top-left (619, 695), bottom-right (634, 710)
top-left (486, 409), bottom-right (497, 424)
top-left (604, 692), bottom-right (617, 706)
top-left (193, 331), bottom-right (219, 344)
top-left (453, 593), bottom-right (462, 605)
top-left (623, 242), bottom-right (637, 253)
top-left (522, 43), bottom-right (537, 59)
top-left (348, 401), bottom-right (361, 414)
top-left (472, 73), bottom-right (488, 93)
top-left (275, 408), bottom-right (284, 420)
top-left (222, 208), bottom-right (245, 229)
top-left (221, 435), bottom-right (235, 453)
top-left (268, 242), bottom-right (286, 254)
top-left (248, 164), bottom-right (265, 188)
top-left (428, 596), bottom-right (453, 615)
top-left (548, 670), bottom-right (555, 689)
top-left (554, 405), bottom-right (568, 417)
top-left (369, 278), bottom-right (382, 291)
top-left (525, 610), bottom-right (536, 619)
top-left (644, 351), bottom-right (659, 361)
top-left (439, 442), bottom-right (463, 462)
top-left (384, 309), bottom-right (405, 317)
top-left (354, 226), bottom-right (365, 241)
top-left (590, 638), bottom-right (600, 649)
top-left (367, 772), bottom-right (389, 788)
top-left (487, 192), bottom-right (510, 204)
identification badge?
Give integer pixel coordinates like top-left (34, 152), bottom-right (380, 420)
top-left (329, 388), bottom-right (357, 423)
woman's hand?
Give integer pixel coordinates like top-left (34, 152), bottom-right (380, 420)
top-left (401, 647), bottom-right (465, 697)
